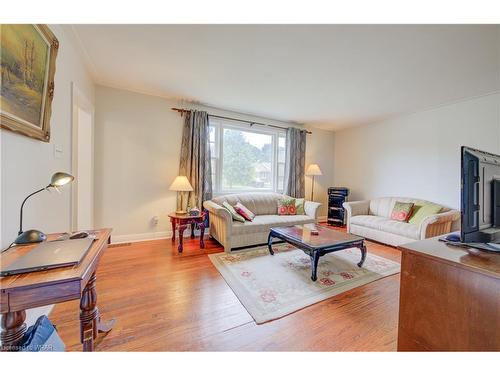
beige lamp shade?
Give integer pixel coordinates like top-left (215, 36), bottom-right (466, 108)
top-left (169, 175), bottom-right (193, 191)
top-left (306, 164), bottom-right (323, 176)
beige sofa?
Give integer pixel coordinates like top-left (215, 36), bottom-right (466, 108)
top-left (343, 197), bottom-right (460, 247)
top-left (204, 192), bottom-right (322, 252)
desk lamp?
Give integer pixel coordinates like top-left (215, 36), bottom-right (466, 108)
top-left (15, 172), bottom-right (74, 245)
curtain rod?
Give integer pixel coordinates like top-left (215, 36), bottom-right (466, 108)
top-left (171, 107), bottom-right (312, 134)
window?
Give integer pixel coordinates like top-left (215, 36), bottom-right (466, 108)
top-left (209, 118), bottom-right (287, 194)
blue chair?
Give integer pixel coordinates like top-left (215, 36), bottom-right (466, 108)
top-left (18, 315), bottom-right (65, 352)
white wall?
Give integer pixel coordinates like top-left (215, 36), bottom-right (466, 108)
top-left (333, 93), bottom-right (500, 209)
top-left (304, 125), bottom-right (335, 217)
top-left (94, 87), bottom-right (180, 243)
top-left (94, 85), bottom-right (335, 243)
top-left (1, 25), bottom-right (94, 248)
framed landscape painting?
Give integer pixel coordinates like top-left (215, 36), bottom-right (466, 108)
top-left (0, 24), bottom-right (58, 142)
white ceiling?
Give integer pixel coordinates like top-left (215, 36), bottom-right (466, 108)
top-left (71, 25), bottom-right (499, 130)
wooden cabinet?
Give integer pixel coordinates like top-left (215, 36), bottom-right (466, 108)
top-left (398, 237), bottom-right (500, 351)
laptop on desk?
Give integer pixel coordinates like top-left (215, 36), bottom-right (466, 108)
top-left (0, 238), bottom-right (95, 277)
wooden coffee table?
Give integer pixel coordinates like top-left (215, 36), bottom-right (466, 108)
top-left (267, 225), bottom-right (367, 281)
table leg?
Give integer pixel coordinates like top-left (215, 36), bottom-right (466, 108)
top-left (80, 272), bottom-right (115, 351)
top-left (0, 310), bottom-right (27, 351)
top-left (311, 252), bottom-right (320, 281)
top-left (357, 242), bottom-right (367, 267)
top-left (171, 219), bottom-right (176, 242)
top-left (178, 225), bottom-right (187, 253)
top-left (267, 232), bottom-right (275, 255)
top-left (199, 222), bottom-right (205, 248)
top-left (191, 223), bottom-right (196, 239)
top-left (97, 316), bottom-right (116, 334)
top-left (80, 273), bottom-right (99, 352)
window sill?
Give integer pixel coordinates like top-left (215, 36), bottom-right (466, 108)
top-left (213, 190), bottom-right (284, 197)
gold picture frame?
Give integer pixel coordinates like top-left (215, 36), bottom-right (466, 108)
top-left (1, 24), bottom-right (59, 142)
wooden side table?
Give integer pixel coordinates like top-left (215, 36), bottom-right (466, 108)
top-left (168, 212), bottom-right (206, 253)
top-left (0, 228), bottom-right (115, 352)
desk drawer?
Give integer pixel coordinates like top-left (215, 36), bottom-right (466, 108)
top-left (7, 281), bottom-right (81, 312)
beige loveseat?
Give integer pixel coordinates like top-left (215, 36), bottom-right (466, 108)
top-left (204, 192), bottom-right (322, 252)
top-left (343, 197), bottom-right (460, 247)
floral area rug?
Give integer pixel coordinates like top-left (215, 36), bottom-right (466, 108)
top-left (209, 243), bottom-right (400, 324)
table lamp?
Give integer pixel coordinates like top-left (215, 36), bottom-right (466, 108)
top-left (305, 164), bottom-right (322, 201)
top-left (169, 175), bottom-right (193, 214)
top-left (15, 172), bottom-right (75, 245)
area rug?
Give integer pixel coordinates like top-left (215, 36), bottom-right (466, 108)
top-left (209, 243), bottom-right (400, 324)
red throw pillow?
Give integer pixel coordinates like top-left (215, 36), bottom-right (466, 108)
top-left (277, 198), bottom-right (297, 215)
top-left (234, 202), bottom-right (255, 221)
top-left (390, 201), bottom-right (415, 222)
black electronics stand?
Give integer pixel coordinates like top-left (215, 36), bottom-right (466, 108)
top-left (441, 233), bottom-right (500, 253)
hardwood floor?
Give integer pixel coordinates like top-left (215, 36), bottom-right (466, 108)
top-left (49, 225), bottom-right (401, 351)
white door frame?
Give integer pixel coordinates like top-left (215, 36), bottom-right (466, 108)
top-left (71, 83), bottom-right (95, 231)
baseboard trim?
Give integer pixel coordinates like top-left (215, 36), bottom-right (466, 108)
top-left (111, 231), bottom-right (171, 244)
top-left (111, 229), bottom-right (203, 244)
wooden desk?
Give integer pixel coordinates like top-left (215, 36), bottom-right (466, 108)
top-left (168, 212), bottom-right (205, 253)
top-left (0, 228), bottom-right (115, 351)
top-left (398, 237), bottom-right (500, 351)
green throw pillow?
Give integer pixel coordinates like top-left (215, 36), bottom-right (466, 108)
top-left (222, 201), bottom-right (245, 222)
top-left (408, 201), bottom-right (442, 225)
top-left (295, 198), bottom-right (305, 215)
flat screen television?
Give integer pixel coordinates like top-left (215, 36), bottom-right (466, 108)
top-left (461, 146), bottom-right (500, 247)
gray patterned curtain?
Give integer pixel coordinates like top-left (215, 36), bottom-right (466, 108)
top-left (284, 127), bottom-right (306, 198)
top-left (179, 110), bottom-right (212, 210)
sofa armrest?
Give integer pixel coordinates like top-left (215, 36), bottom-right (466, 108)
top-left (343, 200), bottom-right (370, 217)
top-left (203, 200), bottom-right (233, 252)
top-left (343, 200), bottom-right (370, 232)
top-left (419, 210), bottom-right (461, 239)
top-left (203, 201), bottom-right (232, 223)
top-left (304, 201), bottom-right (322, 220)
